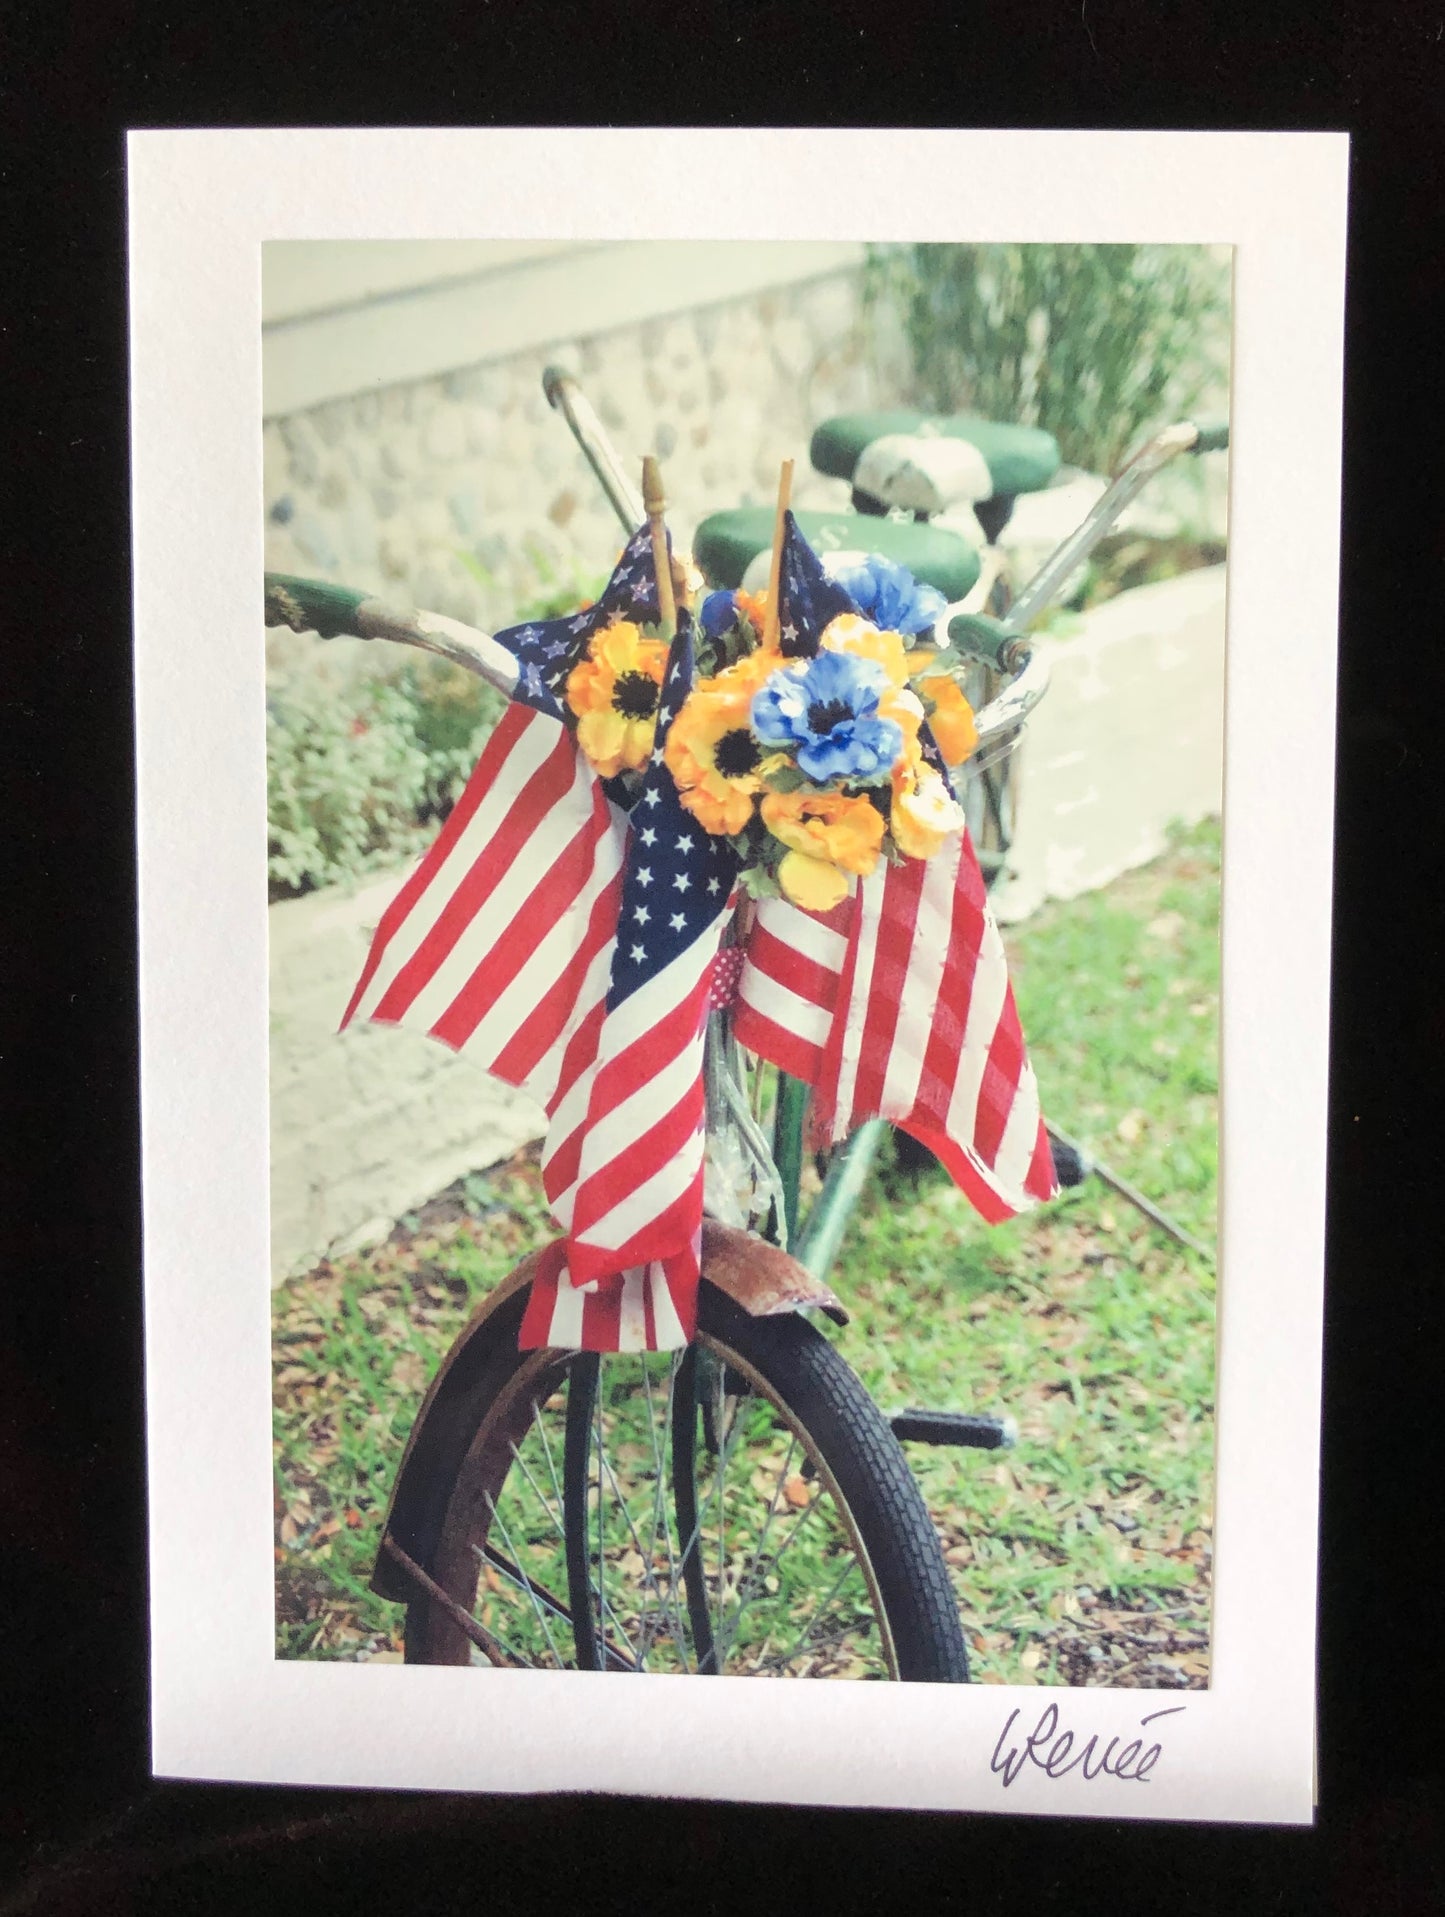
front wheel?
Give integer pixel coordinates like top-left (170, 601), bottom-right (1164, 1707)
top-left (400, 1280), bottom-right (969, 1681)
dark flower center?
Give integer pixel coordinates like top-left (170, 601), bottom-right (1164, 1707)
top-left (713, 729), bottom-right (761, 778)
top-left (807, 698), bottom-right (854, 737)
top-left (612, 670), bottom-right (660, 719)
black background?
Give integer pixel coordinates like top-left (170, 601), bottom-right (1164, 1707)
top-left (5, 4), bottom-right (1443, 1911)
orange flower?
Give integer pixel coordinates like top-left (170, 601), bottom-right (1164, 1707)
top-left (761, 788), bottom-right (885, 886)
top-left (664, 650), bottom-right (786, 835)
top-left (734, 588), bottom-right (771, 639)
top-left (565, 621), bottom-right (669, 778)
top-left (890, 744), bottom-right (966, 860)
top-left (917, 674), bottom-right (979, 766)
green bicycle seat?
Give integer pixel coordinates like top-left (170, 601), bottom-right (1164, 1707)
top-left (811, 410), bottom-right (1060, 504)
top-left (692, 507), bottom-right (982, 601)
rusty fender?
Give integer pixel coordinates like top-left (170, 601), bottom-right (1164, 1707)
top-left (371, 1221), bottom-right (846, 1602)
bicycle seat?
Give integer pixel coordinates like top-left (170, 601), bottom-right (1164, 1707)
top-left (692, 507), bottom-right (982, 601)
top-left (811, 410), bottom-right (1060, 517)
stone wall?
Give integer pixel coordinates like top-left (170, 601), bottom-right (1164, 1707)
top-left (263, 266), bottom-right (891, 652)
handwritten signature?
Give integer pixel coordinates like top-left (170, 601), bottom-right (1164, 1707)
top-left (990, 1701), bottom-right (1186, 1788)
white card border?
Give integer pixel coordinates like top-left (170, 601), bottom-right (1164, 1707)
top-left (129, 126), bottom-right (1347, 1823)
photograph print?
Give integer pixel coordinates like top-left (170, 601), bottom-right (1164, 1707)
top-left (262, 236), bottom-right (1231, 1688)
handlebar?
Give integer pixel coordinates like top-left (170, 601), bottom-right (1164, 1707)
top-left (269, 392), bottom-right (1227, 788)
top-left (543, 365), bottom-right (645, 532)
top-left (946, 414), bottom-right (1227, 746)
top-left (264, 574), bottom-right (520, 697)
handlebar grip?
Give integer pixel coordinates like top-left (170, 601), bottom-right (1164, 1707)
top-left (947, 611), bottom-right (1016, 669)
top-left (264, 573), bottom-right (369, 640)
top-left (1189, 417), bottom-right (1229, 454)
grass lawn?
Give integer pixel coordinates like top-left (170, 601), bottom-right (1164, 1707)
top-left (274, 817), bottom-right (1220, 1687)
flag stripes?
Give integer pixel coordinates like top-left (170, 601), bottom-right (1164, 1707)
top-left (734, 828), bottom-right (1057, 1223)
top-left (517, 1238), bottom-right (696, 1353)
top-left (341, 704), bottom-right (628, 1116)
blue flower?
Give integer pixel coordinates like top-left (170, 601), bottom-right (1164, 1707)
top-left (832, 554), bottom-right (948, 636)
top-left (751, 649), bottom-right (904, 784)
top-left (700, 590), bottom-right (740, 639)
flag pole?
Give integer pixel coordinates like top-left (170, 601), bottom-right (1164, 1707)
top-left (641, 455), bottom-right (677, 639)
top-left (761, 458), bottom-right (794, 651)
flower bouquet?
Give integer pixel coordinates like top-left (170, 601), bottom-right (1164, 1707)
top-left (557, 534), bottom-right (982, 913)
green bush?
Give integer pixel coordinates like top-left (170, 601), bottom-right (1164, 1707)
top-left (267, 659), bottom-right (506, 899)
top-left (267, 565), bottom-right (612, 900)
top-left (865, 243), bottom-right (1230, 476)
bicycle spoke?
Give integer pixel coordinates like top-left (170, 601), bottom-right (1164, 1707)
top-left (595, 1400), bottom-right (688, 1668)
top-left (478, 1544), bottom-right (637, 1672)
top-left (591, 1370), bottom-right (643, 1672)
top-left (506, 1434), bottom-right (565, 1544)
top-left (750, 1554), bottom-right (874, 1675)
top-left (530, 1394), bottom-right (568, 1528)
top-left (717, 1433), bottom-right (798, 1665)
top-left (751, 1615), bottom-right (877, 1678)
top-left (639, 1358), bottom-right (687, 1665)
top-left (483, 1490), bottom-right (567, 1667)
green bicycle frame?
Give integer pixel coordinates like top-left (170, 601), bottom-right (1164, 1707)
top-left (769, 1070), bottom-right (888, 1285)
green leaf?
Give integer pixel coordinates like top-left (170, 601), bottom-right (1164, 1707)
top-left (759, 762), bottom-right (810, 795)
top-left (737, 863), bottom-right (782, 900)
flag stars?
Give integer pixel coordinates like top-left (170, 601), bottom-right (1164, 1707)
top-left (675, 834), bottom-right (692, 853)
top-left (673, 873), bottom-right (691, 893)
top-left (670, 912), bottom-right (687, 931)
top-left (706, 876), bottom-right (721, 895)
top-left (639, 826), bottom-right (657, 846)
top-left (634, 904), bottom-right (650, 924)
top-left (636, 867), bottom-right (653, 887)
top-left (629, 943), bottom-right (646, 962)
top-left (642, 787), bottom-right (661, 807)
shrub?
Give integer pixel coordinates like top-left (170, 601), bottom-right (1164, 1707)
top-left (267, 659), bottom-right (505, 899)
top-left (865, 243), bottom-right (1230, 477)
top-left (267, 566), bottom-right (611, 900)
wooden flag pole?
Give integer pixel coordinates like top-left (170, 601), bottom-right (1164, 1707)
top-left (762, 458), bottom-right (794, 651)
top-left (641, 455), bottom-right (677, 638)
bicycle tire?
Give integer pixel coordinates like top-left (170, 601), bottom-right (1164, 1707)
top-left (400, 1276), bottom-right (969, 1682)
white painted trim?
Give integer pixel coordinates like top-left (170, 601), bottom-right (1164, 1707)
top-left (261, 240), bottom-right (585, 322)
top-left (261, 238), bottom-right (866, 417)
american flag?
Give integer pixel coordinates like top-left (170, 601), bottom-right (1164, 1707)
top-left (343, 526), bottom-right (735, 1352)
top-left (733, 847), bottom-right (1058, 1223)
top-left (345, 512), bottom-right (1053, 1355)
top-left (520, 609), bottom-right (736, 1349)
top-left (730, 513), bottom-right (1058, 1221)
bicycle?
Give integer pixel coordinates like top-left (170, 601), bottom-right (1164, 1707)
top-left (265, 383), bottom-right (1226, 1681)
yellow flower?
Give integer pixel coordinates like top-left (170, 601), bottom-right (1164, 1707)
top-left (761, 788), bottom-right (885, 880)
top-left (820, 613), bottom-right (911, 689)
top-left (664, 650), bottom-right (785, 836)
top-left (565, 621), bottom-right (670, 778)
top-left (777, 849), bottom-right (851, 911)
top-left (890, 745), bottom-right (967, 860)
top-left (917, 674), bottom-right (979, 766)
